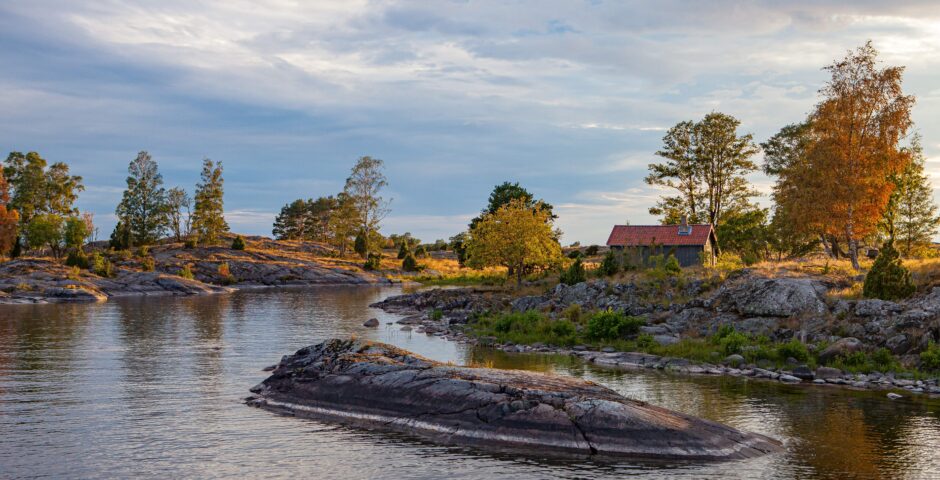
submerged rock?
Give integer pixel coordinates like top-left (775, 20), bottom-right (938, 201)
top-left (247, 339), bottom-right (783, 461)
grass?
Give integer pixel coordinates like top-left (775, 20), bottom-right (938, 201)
top-left (464, 309), bottom-right (935, 377)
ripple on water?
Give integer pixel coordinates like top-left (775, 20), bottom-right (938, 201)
top-left (1, 287), bottom-right (939, 479)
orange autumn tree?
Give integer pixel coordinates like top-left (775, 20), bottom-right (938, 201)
top-left (0, 169), bottom-right (19, 258)
top-left (788, 42), bottom-right (914, 270)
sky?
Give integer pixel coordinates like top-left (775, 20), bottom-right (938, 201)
top-left (2, 1), bottom-right (940, 245)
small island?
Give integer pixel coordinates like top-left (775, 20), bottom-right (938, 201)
top-left (247, 338), bottom-right (783, 460)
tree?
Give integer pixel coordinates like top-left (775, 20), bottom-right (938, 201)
top-left (0, 169), bottom-right (19, 257)
top-left (470, 181), bottom-right (555, 230)
top-left (343, 156), bottom-right (389, 254)
top-left (26, 214), bottom-right (64, 259)
top-left (3, 151), bottom-right (83, 249)
top-left (166, 187), bottom-right (192, 241)
top-left (328, 191), bottom-right (359, 255)
top-left (466, 198), bottom-right (563, 287)
top-left (354, 231), bottom-right (368, 258)
top-left (715, 208), bottom-right (769, 264)
top-left (801, 42), bottom-right (914, 269)
top-left (449, 232), bottom-right (470, 266)
top-left (647, 113), bottom-right (759, 232)
top-left (272, 196), bottom-right (338, 241)
top-left (863, 240), bottom-right (915, 300)
top-left (116, 151), bottom-right (168, 246)
top-left (882, 135), bottom-right (939, 257)
top-left (63, 216), bottom-right (89, 252)
top-left (190, 158), bottom-right (228, 245)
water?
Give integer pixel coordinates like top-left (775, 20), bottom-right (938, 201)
top-left (1, 287), bottom-right (939, 479)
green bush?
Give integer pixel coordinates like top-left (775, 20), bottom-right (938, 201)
top-left (231, 235), bottom-right (246, 250)
top-left (402, 253), bottom-right (420, 272)
top-left (598, 250), bottom-right (620, 276)
top-left (637, 333), bottom-right (656, 349)
top-left (91, 253), bottom-right (113, 278)
top-left (354, 232), bottom-right (368, 258)
top-left (585, 245), bottom-right (599, 256)
top-left (560, 258), bottom-right (586, 285)
top-left (178, 264), bottom-right (194, 279)
top-left (567, 250), bottom-right (583, 259)
top-left (364, 253), bottom-right (382, 271)
top-left (397, 242), bottom-right (410, 259)
top-left (549, 319), bottom-right (576, 338)
top-left (415, 245), bottom-right (428, 258)
top-left (719, 331), bottom-right (749, 355)
top-left (562, 303), bottom-right (582, 324)
top-left (921, 343), bottom-right (940, 372)
top-left (430, 309), bottom-right (443, 321)
top-left (863, 241), bottom-right (915, 301)
top-left (776, 339), bottom-right (810, 362)
top-left (65, 250), bottom-right (89, 269)
top-left (138, 245), bottom-right (150, 257)
top-left (664, 254), bottom-right (681, 276)
top-left (184, 238), bottom-right (196, 249)
top-left (585, 310), bottom-right (643, 341)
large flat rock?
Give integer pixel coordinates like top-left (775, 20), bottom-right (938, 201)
top-left (247, 339), bottom-right (783, 461)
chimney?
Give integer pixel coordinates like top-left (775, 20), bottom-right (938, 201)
top-left (678, 215), bottom-right (691, 235)
top-left (680, 215), bottom-right (688, 227)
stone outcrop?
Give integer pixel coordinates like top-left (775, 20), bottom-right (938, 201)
top-left (247, 339), bottom-right (783, 460)
top-left (709, 277), bottom-right (829, 317)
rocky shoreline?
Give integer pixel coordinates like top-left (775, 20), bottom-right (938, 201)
top-left (247, 338), bottom-right (783, 460)
top-left (0, 237), bottom-right (393, 304)
top-left (370, 275), bottom-right (940, 397)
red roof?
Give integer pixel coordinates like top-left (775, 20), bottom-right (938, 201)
top-left (606, 224), bottom-right (714, 247)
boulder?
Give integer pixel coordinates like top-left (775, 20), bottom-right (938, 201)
top-left (815, 366), bottom-right (842, 380)
top-left (791, 365), bottom-right (815, 381)
top-left (818, 337), bottom-right (864, 363)
top-left (363, 318), bottom-right (380, 327)
top-left (248, 339), bottom-right (782, 460)
top-left (713, 277), bottom-right (828, 318)
top-left (723, 354), bottom-right (745, 367)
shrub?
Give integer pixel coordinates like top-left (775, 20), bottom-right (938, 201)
top-left (65, 250), bottom-right (89, 269)
top-left (720, 331), bottom-right (749, 355)
top-left (663, 254), bottom-right (681, 276)
top-left (430, 309), bottom-right (443, 321)
top-left (231, 236), bottom-right (246, 250)
top-left (402, 253), bottom-right (420, 272)
top-left (140, 256), bottom-right (155, 272)
top-left (567, 250), bottom-right (583, 259)
top-left (354, 232), bottom-right (368, 258)
top-left (863, 241), bottom-right (915, 301)
top-left (364, 253), bottom-right (382, 271)
top-left (139, 245), bottom-right (150, 257)
top-left (585, 310), bottom-right (643, 341)
top-left (397, 242), bottom-right (410, 259)
top-left (549, 319), bottom-right (576, 338)
top-left (67, 266), bottom-right (81, 281)
top-left (415, 245), bottom-right (428, 258)
top-left (598, 250), bottom-right (621, 276)
top-left (560, 258), bottom-right (586, 285)
top-left (218, 262), bottom-right (235, 284)
top-left (178, 264), bottom-right (194, 279)
top-left (921, 343), bottom-right (940, 372)
top-left (184, 238), bottom-right (196, 249)
top-left (637, 333), bottom-right (656, 349)
top-left (585, 245), bottom-right (599, 256)
top-left (776, 339), bottom-right (810, 362)
top-left (91, 253), bottom-right (113, 278)
top-left (562, 303), bottom-right (582, 324)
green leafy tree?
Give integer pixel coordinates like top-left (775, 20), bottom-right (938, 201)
top-left (449, 232), bottom-right (470, 266)
top-left (882, 135), bottom-right (939, 257)
top-left (26, 214), bottom-right (65, 259)
top-left (190, 158), bottom-right (228, 245)
top-left (466, 198), bottom-right (563, 287)
top-left (328, 191), bottom-right (359, 255)
top-left (353, 231), bottom-right (368, 258)
top-left (272, 196), bottom-right (338, 241)
top-left (0, 169), bottom-right (19, 258)
top-left (560, 258), bottom-right (586, 285)
top-left (646, 113), bottom-right (760, 232)
top-left (470, 181), bottom-right (555, 230)
top-left (716, 208), bottom-right (769, 264)
top-left (63, 216), bottom-right (89, 252)
top-left (166, 187), bottom-right (192, 242)
top-left (863, 241), bottom-right (915, 300)
top-left (3, 151), bottom-right (83, 249)
top-left (116, 151), bottom-right (168, 246)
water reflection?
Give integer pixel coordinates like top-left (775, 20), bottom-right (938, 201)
top-left (1, 288), bottom-right (939, 479)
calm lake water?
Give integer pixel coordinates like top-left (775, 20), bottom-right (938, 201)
top-left (2, 286), bottom-right (939, 479)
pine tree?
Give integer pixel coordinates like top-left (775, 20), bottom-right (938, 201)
top-left (863, 241), bottom-right (915, 300)
top-left (883, 135), bottom-right (939, 257)
top-left (190, 158), bottom-right (228, 245)
top-left (116, 151), bottom-right (168, 246)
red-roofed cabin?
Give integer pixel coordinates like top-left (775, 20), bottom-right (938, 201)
top-left (606, 218), bottom-right (717, 267)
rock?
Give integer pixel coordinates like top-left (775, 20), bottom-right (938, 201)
top-left (815, 367), bottom-right (842, 380)
top-left (713, 277), bottom-right (828, 317)
top-left (813, 379), bottom-right (826, 384)
top-left (818, 337), bottom-right (864, 363)
top-left (723, 354), bottom-right (745, 367)
top-left (653, 335), bottom-right (679, 346)
top-left (400, 326), bottom-right (412, 332)
top-left (248, 339), bottom-right (783, 460)
top-left (779, 374), bottom-right (802, 383)
top-left (791, 365), bottom-right (815, 381)
top-left (887, 392), bottom-right (903, 400)
top-left (885, 334), bottom-right (910, 355)
top-left (363, 318), bottom-right (380, 327)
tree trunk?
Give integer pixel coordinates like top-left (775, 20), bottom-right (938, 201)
top-left (846, 232), bottom-right (860, 270)
top-left (819, 235), bottom-right (833, 258)
top-left (516, 263), bottom-right (523, 288)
